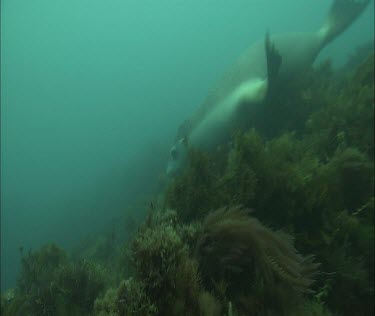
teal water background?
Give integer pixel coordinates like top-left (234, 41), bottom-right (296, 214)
top-left (1, 0), bottom-right (374, 291)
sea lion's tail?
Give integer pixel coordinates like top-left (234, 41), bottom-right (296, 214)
top-left (318, 0), bottom-right (370, 46)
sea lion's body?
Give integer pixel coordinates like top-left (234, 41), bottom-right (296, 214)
top-left (167, 0), bottom-right (370, 176)
top-left (177, 32), bottom-right (322, 139)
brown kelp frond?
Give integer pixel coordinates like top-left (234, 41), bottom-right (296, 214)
top-left (203, 205), bottom-right (252, 227)
top-left (196, 206), bottom-right (319, 295)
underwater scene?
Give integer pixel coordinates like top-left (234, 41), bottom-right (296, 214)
top-left (1, 0), bottom-right (374, 315)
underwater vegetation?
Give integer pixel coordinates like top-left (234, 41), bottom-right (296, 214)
top-left (195, 206), bottom-right (320, 315)
top-left (93, 207), bottom-right (321, 316)
top-left (1, 54), bottom-right (373, 315)
top-left (1, 244), bottom-right (108, 316)
top-left (339, 40), bottom-right (375, 76)
top-left (165, 54), bottom-right (374, 316)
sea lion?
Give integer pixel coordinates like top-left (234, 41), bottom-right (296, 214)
top-left (166, 0), bottom-right (370, 176)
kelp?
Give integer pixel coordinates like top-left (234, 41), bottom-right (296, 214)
top-left (164, 55), bottom-right (374, 316)
top-left (195, 206), bottom-right (319, 315)
top-left (196, 206), bottom-right (319, 293)
top-left (1, 244), bottom-right (108, 316)
top-left (120, 209), bottom-right (202, 315)
top-left (164, 149), bottom-right (217, 222)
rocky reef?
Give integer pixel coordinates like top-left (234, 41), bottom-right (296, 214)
top-left (2, 54), bottom-right (373, 315)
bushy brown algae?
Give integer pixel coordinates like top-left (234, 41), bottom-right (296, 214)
top-left (1, 244), bottom-right (107, 316)
top-left (195, 206), bottom-right (320, 315)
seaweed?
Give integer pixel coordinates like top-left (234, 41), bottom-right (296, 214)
top-left (55, 260), bottom-right (107, 314)
top-left (129, 209), bottom-right (202, 315)
top-left (163, 55), bottom-right (374, 315)
top-left (195, 206), bottom-right (319, 315)
top-left (2, 244), bottom-right (107, 316)
top-left (164, 149), bottom-right (217, 222)
top-left (2, 48), bottom-right (374, 316)
top-left (305, 55), bottom-right (374, 159)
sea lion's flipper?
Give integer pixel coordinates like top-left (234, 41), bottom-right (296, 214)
top-left (265, 32), bottom-right (282, 98)
top-left (319, 0), bottom-right (370, 46)
top-left (226, 35), bottom-right (281, 107)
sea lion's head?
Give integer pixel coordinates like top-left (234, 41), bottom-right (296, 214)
top-left (166, 137), bottom-right (189, 177)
